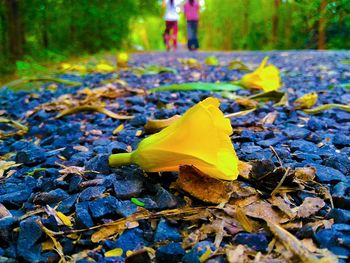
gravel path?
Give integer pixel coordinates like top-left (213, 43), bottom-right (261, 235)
top-left (1, 51), bottom-right (350, 262)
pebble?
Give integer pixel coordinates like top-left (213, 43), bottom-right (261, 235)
top-left (17, 216), bottom-right (43, 262)
top-left (114, 179), bottom-right (143, 199)
top-left (154, 218), bottom-right (182, 242)
top-left (156, 242), bottom-right (185, 263)
top-left (182, 241), bottom-right (216, 263)
top-left (233, 232), bottom-right (269, 252)
top-left (79, 186), bottom-right (106, 201)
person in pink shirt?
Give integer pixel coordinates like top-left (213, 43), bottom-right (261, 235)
top-left (184, 0), bottom-right (200, 51)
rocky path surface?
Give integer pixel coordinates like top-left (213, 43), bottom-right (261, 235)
top-left (1, 51), bottom-right (350, 262)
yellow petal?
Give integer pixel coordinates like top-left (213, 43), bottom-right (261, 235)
top-left (294, 92), bottom-right (318, 109)
top-left (113, 124), bottom-right (124, 135)
top-left (105, 248), bottom-right (123, 257)
top-left (117, 52), bottom-right (129, 67)
top-left (240, 57), bottom-right (281, 92)
top-left (56, 211), bottom-right (73, 227)
top-left (128, 97), bottom-right (239, 180)
top-left (96, 63), bottom-right (115, 72)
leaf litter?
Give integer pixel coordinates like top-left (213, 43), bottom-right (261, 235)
top-left (0, 54), bottom-right (346, 263)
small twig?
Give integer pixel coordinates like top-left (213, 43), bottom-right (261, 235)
top-left (56, 105), bottom-right (134, 120)
top-left (271, 167), bottom-right (290, 196)
top-left (269, 146), bottom-right (283, 167)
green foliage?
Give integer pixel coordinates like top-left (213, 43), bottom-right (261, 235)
top-left (1, 0), bottom-right (350, 76)
top-left (0, 0), bottom-right (158, 74)
top-left (199, 0), bottom-right (350, 50)
top-left (149, 82), bottom-right (242, 92)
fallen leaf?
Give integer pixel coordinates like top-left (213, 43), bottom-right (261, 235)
top-left (266, 220), bottom-right (323, 263)
top-left (243, 200), bottom-right (289, 224)
top-left (73, 145), bottom-right (89, 152)
top-left (235, 207), bottom-right (255, 233)
top-left (260, 111), bottom-right (278, 125)
top-left (0, 161), bottom-right (21, 177)
top-left (270, 196), bottom-right (296, 219)
top-left (224, 108), bottom-right (256, 119)
top-left (56, 211), bottom-right (73, 227)
top-left (237, 161), bottom-right (252, 180)
top-left (248, 90), bottom-right (285, 103)
top-left (113, 124), bottom-right (124, 135)
top-left (56, 104), bottom-right (134, 120)
top-left (225, 244), bottom-right (246, 263)
top-left (303, 103), bottom-right (350, 114)
top-left (235, 98), bottom-right (259, 108)
top-left (294, 92), bottom-right (318, 109)
top-left (176, 165), bottom-right (234, 204)
top-left (204, 55), bottom-right (219, 66)
top-left (37, 220), bottom-right (66, 262)
top-left (297, 197), bottom-right (325, 218)
top-left (0, 117), bottom-right (28, 139)
top-left (149, 82), bottom-right (241, 92)
top-left (0, 203), bottom-right (11, 219)
top-left (199, 248), bottom-right (214, 262)
top-left (105, 248), bottom-right (123, 257)
top-left (295, 167), bottom-right (316, 181)
top-left (228, 60), bottom-right (249, 71)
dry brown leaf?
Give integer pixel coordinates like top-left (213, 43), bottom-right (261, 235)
top-left (37, 220), bottom-right (67, 262)
top-left (237, 161), bottom-right (252, 180)
top-left (243, 200), bottom-right (289, 224)
top-left (266, 220), bottom-right (322, 263)
top-left (270, 196), bottom-right (296, 219)
top-left (0, 203), bottom-right (11, 219)
top-left (73, 145), bottom-right (89, 152)
top-left (176, 165), bottom-right (233, 204)
top-left (260, 111), bottom-right (278, 125)
top-left (226, 245), bottom-right (246, 263)
top-left (71, 245), bottom-right (103, 262)
top-left (56, 104), bottom-right (134, 120)
top-left (91, 224), bottom-right (126, 243)
top-left (0, 160), bottom-right (21, 177)
top-left (301, 238), bottom-right (318, 253)
top-left (295, 167), bottom-right (316, 181)
top-left (297, 197), bottom-right (325, 218)
top-left (230, 195), bottom-right (260, 208)
top-left (235, 98), bottom-right (259, 108)
top-left (235, 207), bottom-right (255, 233)
top-left (91, 207), bottom-right (213, 243)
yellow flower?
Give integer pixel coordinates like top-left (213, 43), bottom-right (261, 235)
top-left (240, 57), bottom-right (281, 92)
top-left (294, 92), bottom-right (318, 109)
top-left (109, 97), bottom-right (239, 180)
top-left (96, 63), bottom-right (115, 73)
top-left (117, 52), bottom-right (129, 67)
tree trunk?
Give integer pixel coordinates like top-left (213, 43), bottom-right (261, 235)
top-left (5, 0), bottom-right (24, 61)
top-left (42, 1), bottom-right (49, 49)
top-left (272, 0), bottom-right (280, 46)
top-left (318, 0), bottom-right (327, 50)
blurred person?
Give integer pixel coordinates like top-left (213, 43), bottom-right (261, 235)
top-left (162, 0), bottom-right (180, 51)
top-left (184, 0), bottom-right (200, 51)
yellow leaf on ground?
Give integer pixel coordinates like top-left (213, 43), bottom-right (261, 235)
top-left (105, 248), bottom-right (123, 257)
top-left (113, 124), bottom-right (124, 135)
top-left (56, 211), bottom-right (73, 227)
top-left (294, 92), bottom-right (318, 109)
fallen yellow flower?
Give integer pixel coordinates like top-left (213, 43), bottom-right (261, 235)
top-left (109, 97), bottom-right (239, 180)
top-left (294, 92), bottom-right (318, 109)
top-left (117, 52), bottom-right (129, 67)
top-left (96, 63), bottom-right (115, 72)
top-left (240, 56), bottom-right (281, 92)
